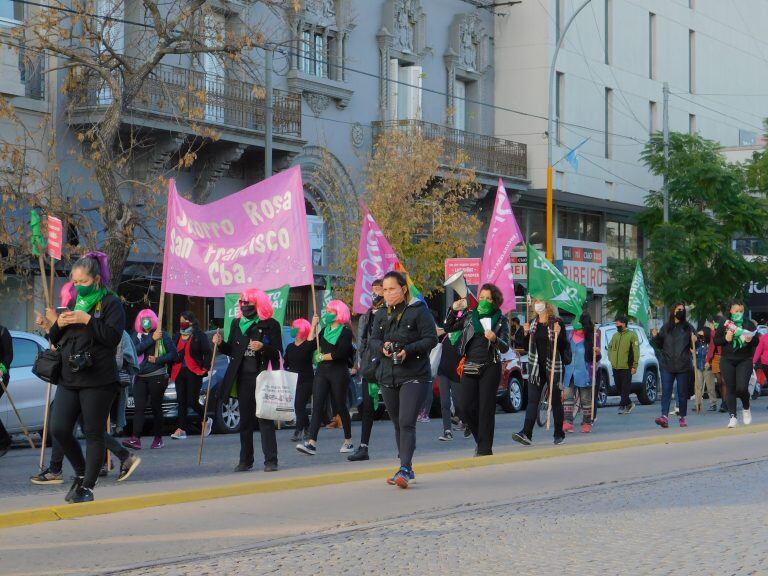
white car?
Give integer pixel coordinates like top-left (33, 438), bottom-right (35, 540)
top-left (0, 331), bottom-right (51, 436)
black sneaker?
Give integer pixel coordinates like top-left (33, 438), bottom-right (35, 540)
top-left (290, 428), bottom-right (304, 443)
top-left (263, 462), bottom-right (279, 472)
top-left (463, 427), bottom-right (472, 439)
top-left (348, 446), bottom-right (369, 461)
top-left (70, 486), bottom-right (94, 504)
top-left (719, 403), bottom-right (728, 413)
top-left (296, 441), bottom-right (317, 455)
top-left (117, 454), bottom-right (141, 482)
top-left (233, 462), bottom-right (253, 472)
top-left (65, 476), bottom-right (84, 502)
top-left (512, 432), bottom-right (532, 446)
top-left (554, 436), bottom-right (565, 445)
top-left (708, 404), bottom-right (718, 411)
top-left (30, 467), bottom-right (64, 485)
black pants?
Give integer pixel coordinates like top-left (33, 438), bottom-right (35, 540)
top-left (0, 375), bottom-right (10, 448)
top-left (614, 369), bottom-right (633, 407)
top-left (720, 356), bottom-right (752, 417)
top-left (51, 384), bottom-right (117, 489)
top-left (380, 379), bottom-right (428, 470)
top-left (523, 378), bottom-right (564, 440)
top-left (132, 374), bottom-right (168, 438)
top-left (358, 380), bottom-right (375, 446)
top-left (308, 363), bottom-right (351, 441)
top-left (460, 363), bottom-right (501, 455)
top-left (176, 369), bottom-right (205, 432)
top-left (294, 377), bottom-right (313, 432)
top-left (237, 371), bottom-right (277, 467)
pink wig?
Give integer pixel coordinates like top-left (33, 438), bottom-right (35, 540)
top-left (326, 299), bottom-right (351, 325)
top-left (134, 308), bottom-right (159, 334)
top-left (60, 281), bottom-right (77, 308)
top-left (291, 318), bottom-right (311, 340)
top-left (240, 288), bottom-right (274, 320)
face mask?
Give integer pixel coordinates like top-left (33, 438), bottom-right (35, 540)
top-left (180, 327), bottom-right (193, 335)
top-left (290, 327), bottom-right (299, 338)
top-left (675, 310), bottom-right (686, 321)
top-left (616, 325), bottom-right (625, 332)
top-left (572, 322), bottom-right (583, 331)
top-left (372, 294), bottom-right (384, 306)
top-left (141, 318), bottom-right (152, 331)
top-left (240, 304), bottom-right (256, 318)
top-left (534, 302), bottom-right (546, 314)
top-left (76, 283), bottom-right (98, 297)
top-left (477, 300), bottom-right (494, 315)
top-left (179, 321), bottom-right (191, 331)
top-left (323, 312), bottom-right (337, 325)
top-left (731, 312), bottom-right (744, 322)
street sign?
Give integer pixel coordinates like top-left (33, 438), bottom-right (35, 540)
top-left (444, 258), bottom-right (481, 285)
top-left (47, 216), bottom-right (63, 260)
top-left (555, 239), bottom-right (607, 295)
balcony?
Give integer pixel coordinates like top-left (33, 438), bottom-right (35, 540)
top-left (371, 119), bottom-right (527, 182)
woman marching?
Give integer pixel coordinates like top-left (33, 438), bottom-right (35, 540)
top-left (47, 252), bottom-right (126, 503)
top-left (563, 312), bottom-right (600, 433)
top-left (123, 309), bottom-right (178, 450)
top-left (284, 318), bottom-right (315, 442)
top-left (170, 311), bottom-right (213, 440)
top-left (513, 298), bottom-right (568, 446)
top-left (212, 289), bottom-right (282, 472)
top-left (714, 301), bottom-right (758, 428)
top-left (444, 283), bottom-right (510, 456)
top-left (296, 300), bottom-right (356, 456)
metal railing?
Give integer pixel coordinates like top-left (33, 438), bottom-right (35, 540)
top-left (372, 119), bottom-right (527, 180)
top-left (72, 60), bottom-right (301, 136)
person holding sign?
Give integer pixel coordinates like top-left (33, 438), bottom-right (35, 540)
top-left (284, 318), bottom-right (316, 443)
top-left (296, 300), bottom-right (355, 456)
top-left (444, 283), bottom-right (510, 457)
top-left (213, 288), bottom-right (282, 472)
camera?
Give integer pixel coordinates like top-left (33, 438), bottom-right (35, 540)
top-left (68, 351), bottom-right (93, 373)
top-left (385, 342), bottom-right (405, 365)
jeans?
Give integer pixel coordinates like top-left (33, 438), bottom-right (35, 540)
top-left (438, 375), bottom-right (459, 433)
top-left (308, 363), bottom-right (352, 441)
top-left (720, 357), bottom-right (752, 417)
top-left (293, 377), bottom-right (313, 432)
top-left (614, 369), bottom-right (633, 407)
top-left (51, 384), bottom-right (118, 489)
top-left (175, 369), bottom-right (205, 432)
top-left (115, 386), bottom-right (128, 430)
top-left (237, 371), bottom-right (277, 466)
top-left (380, 379), bottom-right (429, 470)
top-left (564, 386), bottom-right (595, 424)
top-left (523, 379), bottom-right (564, 440)
top-left (661, 370), bottom-right (690, 418)
top-left (459, 363), bottom-right (501, 455)
top-left (132, 374), bottom-right (168, 438)
top-left (358, 380), bottom-right (376, 446)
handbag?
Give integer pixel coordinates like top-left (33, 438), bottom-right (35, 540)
top-left (33, 348), bottom-right (62, 384)
top-left (429, 343), bottom-right (443, 378)
top-left (361, 344), bottom-right (380, 382)
top-left (255, 358), bottom-right (298, 421)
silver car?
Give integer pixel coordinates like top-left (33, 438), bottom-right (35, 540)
top-left (0, 331), bottom-right (50, 435)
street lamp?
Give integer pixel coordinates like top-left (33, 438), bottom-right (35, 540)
top-left (546, 0), bottom-right (593, 261)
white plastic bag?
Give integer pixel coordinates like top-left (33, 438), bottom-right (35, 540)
top-left (748, 369), bottom-right (758, 396)
top-left (429, 343), bottom-right (443, 378)
top-left (255, 359), bottom-right (298, 421)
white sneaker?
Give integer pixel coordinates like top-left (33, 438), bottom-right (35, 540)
top-left (727, 416), bottom-right (738, 429)
top-left (339, 442), bottom-right (354, 453)
top-left (743, 409), bottom-right (752, 425)
top-left (204, 417), bottom-right (213, 437)
top-left (171, 428), bottom-right (187, 440)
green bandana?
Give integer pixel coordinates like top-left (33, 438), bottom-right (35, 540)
top-left (323, 323), bottom-right (344, 345)
top-left (180, 327), bottom-right (193, 335)
top-left (239, 315), bottom-right (259, 336)
top-left (0, 363), bottom-right (6, 376)
top-left (476, 300), bottom-right (494, 315)
top-left (73, 285), bottom-right (108, 313)
top-left (448, 331), bottom-right (461, 346)
top-left (471, 308), bottom-right (501, 337)
top-left (368, 382), bottom-right (380, 410)
top-left (731, 313), bottom-right (746, 350)
top-left (572, 320), bottom-right (583, 330)
top-left (731, 313), bottom-right (744, 326)
top-left (290, 327), bottom-right (299, 338)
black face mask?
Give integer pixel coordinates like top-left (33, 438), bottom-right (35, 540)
top-left (240, 305), bottom-right (256, 319)
top-left (616, 325), bottom-right (625, 332)
top-left (675, 310), bottom-right (686, 321)
top-left (372, 294), bottom-right (384, 307)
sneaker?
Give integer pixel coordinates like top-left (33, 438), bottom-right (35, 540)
top-left (233, 462), bottom-right (253, 472)
top-left (151, 436), bottom-right (164, 449)
top-left (625, 402), bottom-right (636, 415)
top-left (99, 464), bottom-right (109, 477)
top-left (339, 442), bottom-right (354, 454)
top-left (296, 442), bottom-right (317, 455)
top-left (655, 415), bottom-right (669, 428)
top-left (708, 404), bottom-right (718, 411)
top-left (263, 462), bottom-right (279, 472)
top-left (728, 416), bottom-right (738, 429)
top-left (417, 410), bottom-right (430, 423)
top-left (121, 436), bottom-right (141, 450)
top-left (348, 446), bottom-right (369, 461)
top-left (387, 466), bottom-right (410, 489)
top-left (65, 476), bottom-right (84, 503)
top-left (170, 429), bottom-right (187, 440)
top-left (673, 406), bottom-right (680, 416)
top-left (117, 454), bottom-right (141, 481)
top-left (70, 486), bottom-right (94, 504)
top-left (719, 403), bottom-right (728, 413)
top-left (563, 422), bottom-right (574, 433)
top-left (326, 416), bottom-right (342, 430)
top-left (438, 430), bottom-right (454, 441)
top-left (463, 427), bottom-right (472, 439)
top-left (512, 431), bottom-right (532, 446)
top-left (204, 418), bottom-right (213, 437)
top-left (554, 436), bottom-right (565, 445)
top-left (679, 417), bottom-right (688, 428)
top-left (290, 428), bottom-right (304, 443)
top-left (30, 468), bottom-right (64, 485)
top-left (743, 409), bottom-right (752, 425)
top-left (580, 423), bottom-right (592, 433)
top-left (618, 406), bottom-right (626, 415)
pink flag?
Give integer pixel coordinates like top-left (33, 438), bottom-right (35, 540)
top-left (161, 166), bottom-right (313, 297)
top-left (480, 179), bottom-right (523, 313)
top-left (352, 204), bottom-right (401, 314)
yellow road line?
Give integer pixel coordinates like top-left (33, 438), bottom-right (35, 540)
top-left (2, 422), bottom-right (766, 530)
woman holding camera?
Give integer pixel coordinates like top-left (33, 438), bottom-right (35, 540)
top-left (444, 283), bottom-right (510, 456)
top-left (47, 252), bottom-right (126, 503)
top-left (367, 271), bottom-right (438, 488)
top-left (296, 300), bottom-right (355, 456)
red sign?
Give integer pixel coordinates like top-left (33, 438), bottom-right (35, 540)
top-left (445, 258), bottom-right (481, 285)
top-left (47, 216), bottom-right (63, 260)
top-left (510, 253), bottom-right (527, 280)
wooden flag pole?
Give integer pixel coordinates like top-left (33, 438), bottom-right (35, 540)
top-left (310, 283), bottom-right (321, 353)
top-left (37, 251), bottom-right (50, 308)
top-left (105, 416), bottom-right (112, 471)
top-left (38, 382), bottom-right (52, 470)
top-left (545, 328), bottom-right (560, 431)
top-left (0, 378), bottom-right (36, 449)
top-left (198, 330), bottom-right (220, 465)
top-left (154, 290), bottom-right (166, 356)
top-left (49, 256), bottom-right (55, 310)
top-left (590, 326), bottom-right (598, 425)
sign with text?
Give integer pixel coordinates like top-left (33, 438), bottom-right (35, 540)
top-left (223, 285), bottom-right (291, 340)
top-left (161, 167), bottom-right (313, 297)
top-left (444, 258), bottom-right (481, 285)
top-left (555, 238), bottom-right (608, 295)
top-left (47, 216), bottom-right (63, 260)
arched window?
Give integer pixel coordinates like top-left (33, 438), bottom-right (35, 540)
top-left (305, 196), bottom-right (326, 268)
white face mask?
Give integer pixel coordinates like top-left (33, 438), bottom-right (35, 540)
top-left (534, 302), bottom-right (546, 314)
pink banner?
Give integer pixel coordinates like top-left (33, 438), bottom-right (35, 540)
top-left (161, 166), bottom-right (313, 297)
top-left (352, 205), bottom-right (401, 314)
top-left (480, 179), bottom-right (523, 313)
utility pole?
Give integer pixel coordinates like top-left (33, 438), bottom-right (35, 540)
top-left (662, 81), bottom-right (670, 223)
top-left (264, 46), bottom-right (274, 178)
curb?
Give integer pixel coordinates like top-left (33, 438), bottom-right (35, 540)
top-left (2, 422), bottom-right (766, 530)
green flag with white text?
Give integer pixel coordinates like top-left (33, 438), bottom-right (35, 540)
top-left (628, 260), bottom-right (650, 327)
top-left (223, 285), bottom-right (291, 340)
top-left (526, 243), bottom-right (587, 316)
top-left (319, 276), bottom-right (333, 326)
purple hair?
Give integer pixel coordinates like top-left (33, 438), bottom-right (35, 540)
top-left (72, 251), bottom-right (111, 287)
top-left (60, 281), bottom-right (77, 308)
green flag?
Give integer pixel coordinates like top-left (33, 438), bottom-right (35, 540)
top-left (223, 285), bottom-right (291, 341)
top-left (319, 276), bottom-right (333, 327)
top-left (29, 209), bottom-right (45, 257)
top-left (628, 260), bottom-right (650, 327)
top-left (526, 243), bottom-right (587, 316)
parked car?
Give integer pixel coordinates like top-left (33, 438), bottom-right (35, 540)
top-left (0, 331), bottom-right (50, 436)
top-left (125, 375), bottom-right (179, 427)
top-left (198, 352), bottom-right (236, 433)
top-left (595, 323), bottom-right (659, 407)
top-left (497, 348), bottom-right (529, 412)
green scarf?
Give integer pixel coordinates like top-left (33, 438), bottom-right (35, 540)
top-left (448, 332), bottom-right (461, 346)
top-left (368, 382), bottom-right (380, 410)
top-left (239, 315), bottom-right (259, 336)
top-left (73, 286), bottom-right (108, 313)
top-left (731, 313), bottom-right (746, 350)
top-left (323, 323), bottom-right (344, 345)
top-left (471, 308), bottom-right (501, 337)
top-left (0, 363), bottom-right (6, 376)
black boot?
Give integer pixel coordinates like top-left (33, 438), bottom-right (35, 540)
top-left (347, 445), bottom-right (369, 461)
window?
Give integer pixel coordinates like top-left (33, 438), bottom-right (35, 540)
top-left (555, 72), bottom-right (564, 145)
top-left (689, 30), bottom-right (696, 93)
top-left (558, 212), bottom-right (601, 242)
top-left (389, 59), bottom-right (422, 120)
top-left (556, 170), bottom-right (566, 190)
top-left (203, 13), bottom-right (226, 123)
top-left (604, 0), bottom-right (612, 65)
top-left (689, 113), bottom-right (697, 134)
top-left (605, 180), bottom-right (615, 200)
top-left (606, 220), bottom-right (640, 260)
top-left (648, 13), bottom-right (656, 80)
top-left (649, 101), bottom-right (658, 136)
top-left (605, 87), bottom-right (613, 159)
top-left (305, 199), bottom-right (326, 267)
top-left (0, 0), bottom-right (23, 22)
top-left (12, 338), bottom-right (40, 368)
top-left (299, 30), bottom-right (331, 78)
top-left (454, 79), bottom-right (467, 131)
top-left (526, 208), bottom-right (547, 250)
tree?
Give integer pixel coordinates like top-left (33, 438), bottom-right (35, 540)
top-left (639, 132), bottom-right (768, 320)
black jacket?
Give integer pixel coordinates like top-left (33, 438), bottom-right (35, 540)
top-left (172, 328), bottom-right (212, 371)
top-left (369, 298), bottom-right (438, 387)
top-left (219, 317), bottom-right (282, 398)
top-left (437, 333), bottom-right (461, 381)
top-left (652, 321), bottom-right (694, 373)
top-left (0, 324), bottom-right (12, 385)
top-left (317, 326), bottom-right (355, 368)
top-left (714, 319), bottom-right (759, 361)
top-left (133, 331), bottom-right (179, 376)
top-left (48, 293), bottom-right (126, 389)
top-left (444, 309), bottom-right (510, 363)
top-left (510, 324), bottom-right (527, 350)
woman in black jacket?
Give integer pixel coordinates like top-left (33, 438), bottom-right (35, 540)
top-left (212, 288), bottom-right (282, 472)
top-left (445, 283), bottom-right (510, 457)
top-left (367, 271), bottom-right (438, 489)
top-left (284, 318), bottom-right (315, 442)
top-left (296, 300), bottom-right (356, 456)
top-left (170, 311), bottom-right (212, 441)
top-left (714, 301), bottom-right (758, 428)
top-left (47, 252), bottom-right (126, 503)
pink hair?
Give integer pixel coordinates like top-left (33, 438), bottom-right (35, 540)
top-left (60, 281), bottom-right (77, 308)
top-left (292, 318), bottom-right (311, 340)
top-left (240, 288), bottom-right (274, 320)
top-left (134, 308), bottom-right (158, 334)
top-left (326, 299), bottom-right (351, 325)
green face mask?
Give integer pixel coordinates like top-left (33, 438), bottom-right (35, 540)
top-left (572, 321), bottom-right (583, 331)
top-left (323, 312), bottom-right (337, 325)
top-left (477, 300), bottom-right (494, 315)
top-left (731, 312), bottom-right (744, 323)
top-left (76, 283), bottom-right (98, 298)
top-left (290, 327), bottom-right (299, 338)
top-left (141, 318), bottom-right (152, 331)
